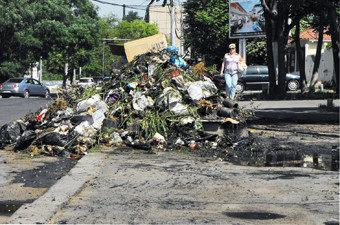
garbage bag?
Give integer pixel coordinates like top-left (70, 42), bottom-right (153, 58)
top-left (92, 109), bottom-right (105, 129)
top-left (0, 124), bottom-right (11, 148)
top-left (166, 46), bottom-right (179, 52)
top-left (74, 121), bottom-right (97, 137)
top-left (171, 75), bottom-right (186, 91)
top-left (110, 132), bottom-right (123, 144)
top-left (223, 98), bottom-right (238, 108)
top-left (132, 92), bottom-right (154, 111)
top-left (187, 82), bottom-right (203, 101)
top-left (70, 115), bottom-right (94, 126)
top-left (159, 87), bottom-right (188, 114)
top-left (148, 64), bottom-right (157, 77)
top-left (34, 132), bottom-right (69, 147)
top-left (187, 77), bottom-right (218, 101)
top-left (0, 121), bottom-right (27, 147)
top-left (217, 107), bottom-right (235, 118)
top-left (15, 130), bottom-right (37, 150)
top-left (102, 118), bottom-right (119, 130)
top-left (170, 55), bottom-right (187, 67)
top-left (76, 94), bottom-right (108, 113)
top-left (126, 141), bottom-right (152, 150)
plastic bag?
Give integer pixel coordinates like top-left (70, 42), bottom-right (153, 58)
top-left (15, 130), bottom-right (37, 150)
top-left (76, 94), bottom-right (108, 113)
top-left (132, 92), bottom-right (154, 111)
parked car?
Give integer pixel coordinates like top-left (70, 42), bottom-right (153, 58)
top-left (103, 77), bottom-right (112, 83)
top-left (93, 76), bottom-right (104, 84)
top-left (77, 78), bottom-right (95, 88)
top-left (213, 65), bottom-right (300, 94)
top-left (0, 77), bottom-right (50, 98)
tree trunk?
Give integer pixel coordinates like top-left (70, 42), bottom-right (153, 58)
top-left (262, 0), bottom-right (278, 95)
top-left (328, 1), bottom-right (340, 93)
top-left (276, 3), bottom-right (288, 98)
top-left (63, 56), bottom-right (68, 89)
top-left (295, 22), bottom-right (307, 92)
top-left (309, 24), bottom-right (324, 92)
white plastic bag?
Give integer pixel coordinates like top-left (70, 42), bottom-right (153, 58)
top-left (132, 92), bottom-right (154, 111)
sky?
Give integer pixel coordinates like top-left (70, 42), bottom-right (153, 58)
top-left (90, 0), bottom-right (184, 19)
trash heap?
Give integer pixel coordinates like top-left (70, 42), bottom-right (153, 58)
top-left (0, 47), bottom-right (254, 159)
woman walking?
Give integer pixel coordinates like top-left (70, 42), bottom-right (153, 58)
top-left (220, 43), bottom-right (246, 100)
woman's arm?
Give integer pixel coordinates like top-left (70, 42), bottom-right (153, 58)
top-left (239, 55), bottom-right (246, 64)
top-left (220, 57), bottom-right (225, 76)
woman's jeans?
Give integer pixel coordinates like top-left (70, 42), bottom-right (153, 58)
top-left (224, 73), bottom-right (238, 99)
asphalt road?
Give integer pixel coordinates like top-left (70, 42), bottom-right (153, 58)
top-left (0, 97), bottom-right (54, 127)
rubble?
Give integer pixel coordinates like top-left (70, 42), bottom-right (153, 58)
top-left (0, 47), bottom-right (254, 161)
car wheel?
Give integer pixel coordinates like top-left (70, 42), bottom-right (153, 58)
top-left (1, 94), bottom-right (10, 98)
top-left (23, 90), bottom-right (30, 98)
top-left (287, 79), bottom-right (299, 91)
top-left (44, 90), bottom-right (50, 98)
top-left (236, 82), bottom-right (245, 94)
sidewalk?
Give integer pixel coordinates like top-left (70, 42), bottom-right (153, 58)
top-left (238, 99), bottom-right (339, 122)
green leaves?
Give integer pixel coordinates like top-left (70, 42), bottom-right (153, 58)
top-left (183, 0), bottom-right (230, 64)
top-left (0, 0), bottom-right (100, 79)
top-left (113, 20), bottom-right (159, 40)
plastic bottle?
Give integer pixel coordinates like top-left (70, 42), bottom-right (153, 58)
top-left (189, 140), bottom-right (196, 150)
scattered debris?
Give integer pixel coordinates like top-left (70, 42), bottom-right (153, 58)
top-left (0, 46), bottom-right (255, 162)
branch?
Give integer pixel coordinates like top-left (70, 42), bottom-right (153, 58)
top-left (260, 0), bottom-right (277, 20)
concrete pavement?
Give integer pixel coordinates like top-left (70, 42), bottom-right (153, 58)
top-left (4, 98), bottom-right (340, 224)
top-left (6, 151), bottom-right (339, 224)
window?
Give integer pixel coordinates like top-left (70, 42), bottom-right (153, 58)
top-left (258, 66), bottom-right (268, 74)
top-left (246, 66), bottom-right (258, 75)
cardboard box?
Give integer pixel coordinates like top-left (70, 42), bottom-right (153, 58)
top-left (109, 34), bottom-right (168, 62)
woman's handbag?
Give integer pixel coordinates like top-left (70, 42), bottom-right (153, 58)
top-left (238, 62), bottom-right (247, 73)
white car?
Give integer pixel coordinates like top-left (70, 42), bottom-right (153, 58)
top-left (77, 78), bottom-right (95, 88)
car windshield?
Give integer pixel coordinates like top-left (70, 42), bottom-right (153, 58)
top-left (7, 78), bottom-right (24, 83)
top-left (80, 79), bottom-right (92, 83)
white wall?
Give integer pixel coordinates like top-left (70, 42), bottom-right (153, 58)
top-left (305, 42), bottom-right (334, 83)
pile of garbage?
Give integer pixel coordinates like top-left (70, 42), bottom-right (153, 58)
top-left (0, 47), bottom-right (254, 159)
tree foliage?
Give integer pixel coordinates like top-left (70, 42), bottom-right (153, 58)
top-left (113, 20), bottom-right (159, 40)
top-left (124, 11), bottom-right (143, 22)
top-left (183, 0), bottom-right (230, 65)
top-left (0, 0), bottom-right (100, 83)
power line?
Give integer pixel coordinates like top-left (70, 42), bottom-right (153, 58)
top-left (92, 0), bottom-right (173, 13)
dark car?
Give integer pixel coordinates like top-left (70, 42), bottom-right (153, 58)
top-left (213, 65), bottom-right (300, 94)
top-left (93, 76), bottom-right (104, 84)
top-left (0, 77), bottom-right (50, 98)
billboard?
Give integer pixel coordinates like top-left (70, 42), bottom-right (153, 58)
top-left (229, 0), bottom-right (266, 38)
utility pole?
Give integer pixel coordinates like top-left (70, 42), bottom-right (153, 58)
top-left (239, 38), bottom-right (246, 61)
top-left (123, 4), bottom-right (126, 19)
top-left (102, 40), bottom-right (105, 77)
top-left (171, 1), bottom-right (176, 47)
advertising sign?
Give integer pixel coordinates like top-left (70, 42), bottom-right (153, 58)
top-left (229, 0), bottom-right (266, 38)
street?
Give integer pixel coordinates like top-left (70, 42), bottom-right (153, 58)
top-left (7, 151), bottom-right (339, 224)
top-left (1, 96), bottom-right (339, 224)
top-left (0, 97), bottom-right (54, 127)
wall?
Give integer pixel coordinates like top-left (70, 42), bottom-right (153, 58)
top-left (149, 5), bottom-right (184, 55)
top-left (305, 42), bottom-right (334, 83)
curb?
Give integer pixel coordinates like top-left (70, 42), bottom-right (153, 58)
top-left (254, 109), bottom-right (339, 122)
top-left (5, 153), bottom-right (106, 224)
